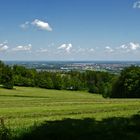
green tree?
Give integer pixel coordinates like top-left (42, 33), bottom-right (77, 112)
top-left (45, 77), bottom-right (53, 89)
top-left (111, 66), bottom-right (140, 98)
top-left (0, 61), bottom-right (5, 84)
top-left (1, 65), bottom-right (13, 89)
top-left (52, 73), bottom-right (62, 90)
top-left (13, 65), bottom-right (36, 87)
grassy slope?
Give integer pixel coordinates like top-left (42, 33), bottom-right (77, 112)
top-left (0, 86), bottom-right (140, 130)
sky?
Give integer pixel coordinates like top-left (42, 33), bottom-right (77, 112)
top-left (0, 0), bottom-right (140, 61)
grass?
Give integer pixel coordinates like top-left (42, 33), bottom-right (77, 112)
top-left (16, 115), bottom-right (140, 140)
top-left (0, 86), bottom-right (140, 139)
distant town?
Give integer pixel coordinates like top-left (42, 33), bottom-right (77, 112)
top-left (4, 61), bottom-right (140, 74)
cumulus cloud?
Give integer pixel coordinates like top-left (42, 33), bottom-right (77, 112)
top-left (31, 19), bottom-right (52, 31)
top-left (20, 19), bottom-right (52, 31)
top-left (58, 43), bottom-right (72, 53)
top-left (129, 42), bottom-right (140, 50)
top-left (13, 44), bottom-right (32, 51)
top-left (105, 46), bottom-right (114, 53)
top-left (118, 42), bottom-right (140, 52)
top-left (120, 44), bottom-right (128, 49)
top-left (133, 1), bottom-right (140, 8)
top-left (0, 45), bottom-right (9, 51)
top-left (0, 41), bottom-right (9, 51)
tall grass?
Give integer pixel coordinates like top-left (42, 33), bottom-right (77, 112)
top-left (0, 118), bottom-right (12, 140)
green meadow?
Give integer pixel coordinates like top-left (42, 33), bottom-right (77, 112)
top-left (0, 86), bottom-right (140, 129)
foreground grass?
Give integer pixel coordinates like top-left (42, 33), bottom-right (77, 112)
top-left (15, 115), bottom-right (140, 140)
top-left (0, 86), bottom-right (140, 139)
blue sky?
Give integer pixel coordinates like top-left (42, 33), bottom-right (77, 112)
top-left (0, 0), bottom-right (140, 61)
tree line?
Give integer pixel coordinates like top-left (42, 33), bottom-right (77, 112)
top-left (1, 60), bottom-right (140, 98)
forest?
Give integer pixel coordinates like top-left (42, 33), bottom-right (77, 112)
top-left (0, 60), bottom-right (140, 98)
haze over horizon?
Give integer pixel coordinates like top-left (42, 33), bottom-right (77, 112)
top-left (0, 0), bottom-right (140, 61)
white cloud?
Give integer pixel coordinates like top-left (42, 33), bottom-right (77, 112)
top-left (13, 44), bottom-right (32, 51)
top-left (20, 19), bottom-right (52, 31)
top-left (58, 44), bottom-right (66, 49)
top-left (78, 48), bottom-right (85, 52)
top-left (31, 19), bottom-right (52, 31)
top-left (0, 41), bottom-right (9, 51)
top-left (133, 1), bottom-right (140, 8)
top-left (0, 45), bottom-right (9, 51)
top-left (20, 21), bottom-right (30, 29)
top-left (120, 44), bottom-right (128, 49)
top-left (77, 47), bottom-right (95, 53)
top-left (89, 48), bottom-right (94, 52)
top-left (0, 40), bottom-right (8, 47)
top-left (118, 42), bottom-right (140, 52)
top-left (58, 43), bottom-right (72, 53)
top-left (37, 48), bottom-right (48, 53)
top-left (129, 42), bottom-right (140, 50)
top-left (105, 46), bottom-right (114, 53)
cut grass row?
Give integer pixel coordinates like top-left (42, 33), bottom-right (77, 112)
top-left (0, 86), bottom-right (140, 130)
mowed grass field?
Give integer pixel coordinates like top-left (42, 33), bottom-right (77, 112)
top-left (0, 86), bottom-right (140, 130)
